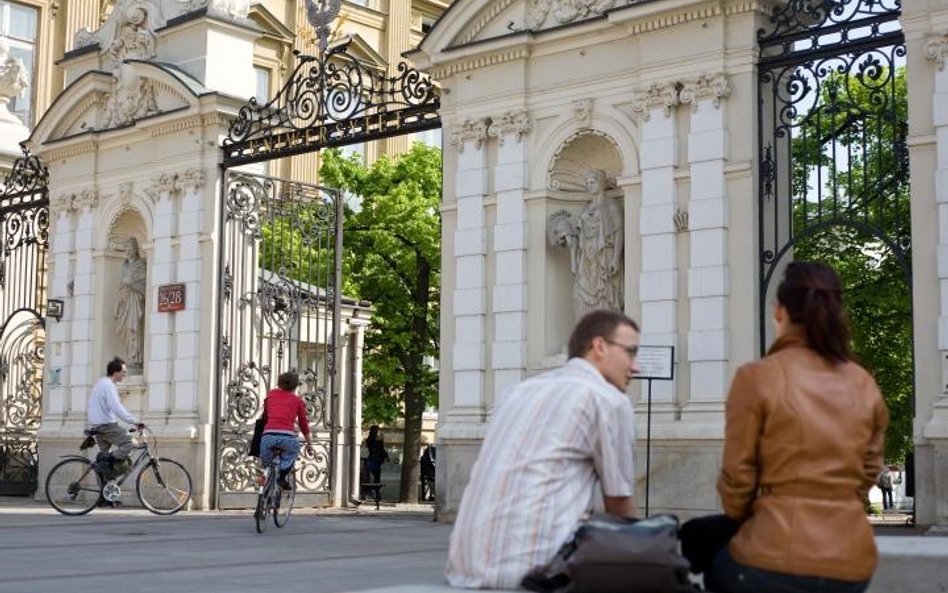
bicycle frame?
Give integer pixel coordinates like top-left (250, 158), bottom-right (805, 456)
top-left (58, 429), bottom-right (157, 487)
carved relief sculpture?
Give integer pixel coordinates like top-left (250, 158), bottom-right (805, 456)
top-left (0, 38), bottom-right (29, 125)
top-left (547, 169), bottom-right (624, 319)
top-left (107, 3), bottom-right (157, 63)
top-left (104, 64), bottom-right (159, 128)
top-left (115, 237), bottom-right (147, 373)
top-left (528, 0), bottom-right (618, 29)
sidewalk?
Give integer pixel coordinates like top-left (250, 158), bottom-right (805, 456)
top-left (2, 496), bottom-right (946, 593)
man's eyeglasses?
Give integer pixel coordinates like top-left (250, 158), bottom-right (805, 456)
top-left (603, 338), bottom-right (639, 359)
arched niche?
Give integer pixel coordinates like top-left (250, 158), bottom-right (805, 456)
top-left (541, 131), bottom-right (625, 359)
top-left (103, 208), bottom-right (149, 376)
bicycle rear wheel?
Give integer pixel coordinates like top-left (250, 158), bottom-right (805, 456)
top-left (136, 457), bottom-right (192, 515)
top-left (45, 458), bottom-right (101, 515)
top-left (255, 479), bottom-right (273, 533)
top-left (274, 472), bottom-right (295, 528)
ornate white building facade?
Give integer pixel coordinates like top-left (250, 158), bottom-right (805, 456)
top-left (413, 0), bottom-right (948, 527)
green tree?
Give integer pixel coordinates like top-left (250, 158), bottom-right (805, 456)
top-left (320, 144), bottom-right (441, 503)
top-left (789, 66), bottom-right (912, 462)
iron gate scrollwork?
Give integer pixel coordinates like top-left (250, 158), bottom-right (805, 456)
top-left (0, 147), bottom-right (49, 495)
top-left (757, 0), bottom-right (908, 352)
top-left (215, 171), bottom-right (342, 506)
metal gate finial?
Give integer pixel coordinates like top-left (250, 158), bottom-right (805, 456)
top-left (305, 0), bottom-right (341, 53)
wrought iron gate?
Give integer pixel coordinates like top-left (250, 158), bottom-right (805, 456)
top-left (757, 0), bottom-right (909, 351)
top-left (0, 149), bottom-right (49, 495)
top-left (215, 171), bottom-right (342, 507)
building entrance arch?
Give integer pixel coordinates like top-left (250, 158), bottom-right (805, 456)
top-left (213, 5), bottom-right (441, 506)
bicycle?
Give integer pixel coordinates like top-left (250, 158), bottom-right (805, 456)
top-left (45, 426), bottom-right (192, 516)
top-left (254, 444), bottom-right (296, 533)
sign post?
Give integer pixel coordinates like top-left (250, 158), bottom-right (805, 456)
top-left (633, 345), bottom-right (675, 517)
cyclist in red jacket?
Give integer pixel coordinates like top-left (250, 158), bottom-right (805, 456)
top-left (261, 371), bottom-right (314, 489)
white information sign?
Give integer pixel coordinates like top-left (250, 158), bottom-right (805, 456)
top-left (635, 345), bottom-right (675, 381)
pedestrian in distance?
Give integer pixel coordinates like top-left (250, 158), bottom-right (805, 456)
top-left (694, 261), bottom-right (889, 593)
top-left (878, 467), bottom-right (894, 511)
top-left (446, 308), bottom-right (640, 590)
top-left (363, 425), bottom-right (389, 484)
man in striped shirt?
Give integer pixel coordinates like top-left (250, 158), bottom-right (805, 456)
top-left (446, 309), bottom-right (640, 589)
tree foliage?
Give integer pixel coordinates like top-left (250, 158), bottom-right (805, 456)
top-left (320, 144), bottom-right (442, 502)
top-left (788, 66), bottom-right (912, 463)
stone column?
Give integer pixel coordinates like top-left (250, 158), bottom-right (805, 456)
top-left (633, 83), bottom-right (680, 403)
top-left (447, 118), bottom-right (490, 420)
top-left (44, 194), bottom-right (76, 419)
top-left (145, 176), bottom-right (177, 416)
top-left (680, 74), bottom-right (731, 419)
top-left (923, 33), bottom-right (948, 526)
top-left (171, 171), bottom-right (206, 418)
top-left (69, 192), bottom-right (98, 414)
top-left (487, 110), bottom-right (530, 400)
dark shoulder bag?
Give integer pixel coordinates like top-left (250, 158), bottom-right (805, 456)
top-left (248, 404), bottom-right (268, 458)
top-left (523, 513), bottom-right (695, 593)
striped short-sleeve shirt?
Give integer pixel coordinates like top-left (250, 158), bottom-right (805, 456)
top-left (445, 357), bottom-right (636, 589)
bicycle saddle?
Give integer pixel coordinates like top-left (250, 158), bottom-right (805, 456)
top-left (84, 428), bottom-right (101, 436)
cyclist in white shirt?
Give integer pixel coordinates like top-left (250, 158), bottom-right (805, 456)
top-left (86, 357), bottom-right (144, 473)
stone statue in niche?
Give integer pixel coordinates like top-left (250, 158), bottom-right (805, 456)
top-left (108, 4), bottom-right (157, 63)
top-left (115, 237), bottom-right (147, 373)
top-left (547, 169), bottom-right (624, 319)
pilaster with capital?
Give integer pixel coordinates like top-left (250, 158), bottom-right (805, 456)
top-left (448, 116), bottom-right (490, 423)
top-left (634, 83), bottom-right (681, 404)
top-left (489, 109), bottom-right (531, 400)
top-left (683, 73), bottom-right (731, 416)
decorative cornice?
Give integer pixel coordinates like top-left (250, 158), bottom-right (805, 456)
top-left (487, 109), bottom-right (530, 144)
top-left (574, 99), bottom-right (592, 128)
top-left (926, 35), bottom-right (948, 71)
top-left (679, 73), bottom-right (731, 111)
top-left (632, 82), bottom-right (680, 120)
top-left (449, 118), bottom-right (490, 152)
top-left (430, 46), bottom-right (530, 80)
top-left (43, 143), bottom-right (98, 161)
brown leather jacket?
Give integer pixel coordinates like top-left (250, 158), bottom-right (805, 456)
top-left (717, 331), bottom-right (888, 582)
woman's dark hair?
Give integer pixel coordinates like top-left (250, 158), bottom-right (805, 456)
top-left (106, 357), bottom-right (125, 376)
top-left (277, 371), bottom-right (300, 391)
top-left (776, 261), bottom-right (853, 363)
top-left (567, 309), bottom-right (640, 359)
top-left (367, 425), bottom-right (381, 444)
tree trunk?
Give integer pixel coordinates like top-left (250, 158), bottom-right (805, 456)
top-left (398, 255), bottom-right (431, 503)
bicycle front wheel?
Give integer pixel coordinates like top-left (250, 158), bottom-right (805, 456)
top-left (255, 481), bottom-right (273, 533)
top-left (274, 473), bottom-right (295, 528)
top-left (136, 457), bottom-right (192, 515)
top-left (45, 458), bottom-right (101, 515)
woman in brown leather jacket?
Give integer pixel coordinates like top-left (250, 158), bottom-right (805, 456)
top-left (705, 262), bottom-right (889, 593)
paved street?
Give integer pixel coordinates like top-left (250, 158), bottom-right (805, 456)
top-left (0, 498), bottom-right (450, 593)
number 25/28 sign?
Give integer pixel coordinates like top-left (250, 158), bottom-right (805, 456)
top-left (157, 283), bottom-right (186, 312)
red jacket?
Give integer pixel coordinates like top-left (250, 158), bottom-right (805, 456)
top-left (263, 389), bottom-right (311, 438)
